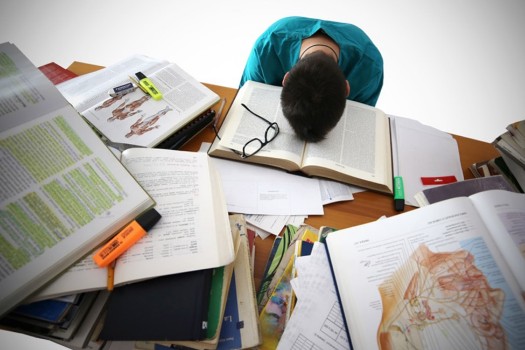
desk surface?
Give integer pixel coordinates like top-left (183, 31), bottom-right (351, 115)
top-left (66, 62), bottom-right (500, 292)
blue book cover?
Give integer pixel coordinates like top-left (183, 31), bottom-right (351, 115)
top-left (217, 274), bottom-right (242, 349)
top-left (13, 299), bottom-right (72, 324)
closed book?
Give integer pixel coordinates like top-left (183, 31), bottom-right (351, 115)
top-left (413, 175), bottom-right (516, 206)
top-left (99, 268), bottom-right (213, 341)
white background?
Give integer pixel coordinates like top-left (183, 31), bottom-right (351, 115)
top-left (1, 0), bottom-right (524, 142)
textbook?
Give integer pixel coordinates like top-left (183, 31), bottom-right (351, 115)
top-left (32, 148), bottom-right (235, 300)
top-left (57, 55), bottom-right (220, 149)
top-left (492, 120), bottom-right (525, 193)
top-left (215, 224), bottom-right (262, 350)
top-left (100, 268), bottom-right (214, 341)
top-left (153, 214), bottom-right (242, 349)
top-left (413, 175), bottom-right (516, 206)
top-left (141, 214), bottom-right (262, 350)
top-left (208, 81), bottom-right (393, 194)
top-left (0, 42), bottom-right (154, 317)
top-left (325, 189), bottom-right (525, 350)
top-left (1, 291), bottom-right (108, 349)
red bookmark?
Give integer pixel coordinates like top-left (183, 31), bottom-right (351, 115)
top-left (421, 176), bottom-right (457, 185)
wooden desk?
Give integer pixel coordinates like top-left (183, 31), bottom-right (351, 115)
top-left (65, 63), bottom-right (500, 291)
top-left (178, 83), bottom-right (500, 291)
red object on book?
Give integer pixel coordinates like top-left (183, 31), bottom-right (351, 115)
top-left (421, 176), bottom-right (457, 185)
top-left (38, 62), bottom-right (78, 85)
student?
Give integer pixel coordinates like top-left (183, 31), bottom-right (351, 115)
top-left (240, 16), bottom-right (383, 142)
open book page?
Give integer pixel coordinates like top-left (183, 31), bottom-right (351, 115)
top-left (326, 195), bottom-right (525, 350)
top-left (217, 81), bottom-right (305, 171)
top-left (301, 101), bottom-right (392, 193)
top-left (469, 190), bottom-right (525, 293)
top-left (114, 148), bottom-right (235, 283)
top-left (33, 149), bottom-right (235, 300)
top-left (392, 116), bottom-right (463, 206)
top-left (31, 248), bottom-right (108, 301)
top-left (58, 56), bottom-right (219, 148)
top-left (212, 80), bottom-right (393, 193)
top-left (0, 43), bottom-right (154, 315)
top-left (57, 55), bottom-right (168, 113)
top-left (80, 63), bottom-right (219, 147)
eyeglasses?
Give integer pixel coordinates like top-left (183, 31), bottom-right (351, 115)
top-left (235, 103), bottom-right (279, 158)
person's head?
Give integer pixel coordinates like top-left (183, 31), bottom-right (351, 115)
top-left (281, 51), bottom-right (349, 142)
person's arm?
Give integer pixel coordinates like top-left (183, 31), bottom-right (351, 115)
top-left (239, 48), bottom-right (267, 88)
top-left (350, 70), bottom-right (384, 106)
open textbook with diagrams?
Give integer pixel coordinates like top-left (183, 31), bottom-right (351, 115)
top-left (325, 189), bottom-right (525, 350)
top-left (57, 55), bottom-right (219, 148)
top-left (208, 81), bottom-right (393, 194)
top-left (0, 42), bottom-right (154, 317)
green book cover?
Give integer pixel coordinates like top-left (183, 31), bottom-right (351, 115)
top-left (205, 266), bottom-right (226, 338)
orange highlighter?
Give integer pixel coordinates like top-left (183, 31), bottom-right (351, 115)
top-left (93, 208), bottom-right (161, 268)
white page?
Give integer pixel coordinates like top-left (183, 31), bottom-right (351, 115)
top-left (326, 196), bottom-right (525, 350)
top-left (391, 115), bottom-right (463, 206)
top-left (0, 330), bottom-right (70, 350)
top-left (470, 190), bottom-right (525, 292)
top-left (245, 214), bottom-right (291, 236)
top-left (318, 179), bottom-right (356, 204)
top-left (209, 157), bottom-right (324, 215)
top-left (115, 149), bottom-right (234, 283)
top-left (57, 55), bottom-right (168, 113)
top-left (34, 149), bottom-right (234, 299)
top-left (277, 243), bottom-right (351, 350)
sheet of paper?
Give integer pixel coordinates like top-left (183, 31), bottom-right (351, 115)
top-left (209, 156), bottom-right (324, 215)
top-left (247, 215), bottom-right (307, 239)
top-left (319, 178), bottom-right (358, 204)
top-left (245, 214), bottom-right (291, 236)
top-left (390, 115), bottom-right (463, 206)
top-left (0, 330), bottom-right (70, 350)
top-left (277, 242), bottom-right (351, 350)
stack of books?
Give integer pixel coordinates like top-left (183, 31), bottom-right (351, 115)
top-left (469, 120), bottom-right (525, 193)
top-left (491, 120), bottom-right (525, 192)
top-left (0, 43), bottom-right (262, 350)
top-left (0, 292), bottom-right (109, 349)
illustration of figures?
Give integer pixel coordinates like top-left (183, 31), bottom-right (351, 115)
top-left (377, 243), bottom-right (507, 350)
top-left (95, 94), bottom-right (126, 111)
top-left (125, 106), bottom-right (172, 138)
top-left (95, 86), bottom-right (139, 111)
top-left (107, 95), bottom-right (151, 122)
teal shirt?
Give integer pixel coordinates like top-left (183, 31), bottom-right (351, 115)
top-left (240, 16), bottom-right (384, 106)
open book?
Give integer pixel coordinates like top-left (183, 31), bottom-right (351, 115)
top-left (325, 189), bottom-right (525, 350)
top-left (32, 148), bottom-right (235, 300)
top-left (208, 81), bottom-right (393, 193)
top-left (0, 43), bottom-right (154, 316)
top-left (57, 55), bottom-right (220, 148)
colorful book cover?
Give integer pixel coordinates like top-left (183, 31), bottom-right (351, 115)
top-left (258, 257), bottom-right (295, 350)
top-left (216, 230), bottom-right (261, 350)
top-left (38, 62), bottom-right (78, 85)
top-left (256, 225), bottom-right (299, 311)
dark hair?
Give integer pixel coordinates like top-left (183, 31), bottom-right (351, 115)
top-left (280, 51), bottom-right (347, 142)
